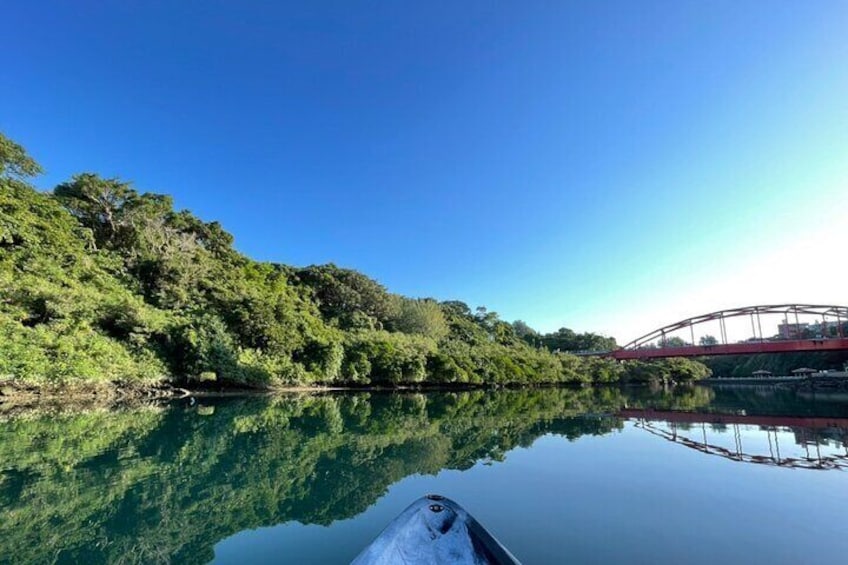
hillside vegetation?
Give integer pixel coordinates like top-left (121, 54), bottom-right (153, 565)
top-left (0, 133), bottom-right (709, 388)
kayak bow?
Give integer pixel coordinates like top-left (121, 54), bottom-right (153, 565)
top-left (351, 495), bottom-right (521, 565)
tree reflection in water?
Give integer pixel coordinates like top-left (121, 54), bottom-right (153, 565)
top-left (1, 385), bottom-right (846, 563)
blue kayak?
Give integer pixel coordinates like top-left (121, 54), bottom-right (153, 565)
top-left (351, 495), bottom-right (522, 565)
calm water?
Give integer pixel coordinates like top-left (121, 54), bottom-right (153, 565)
top-left (2, 386), bottom-right (848, 564)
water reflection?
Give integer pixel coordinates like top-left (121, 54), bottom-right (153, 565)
top-left (622, 385), bottom-right (848, 470)
top-left (628, 415), bottom-right (848, 470)
top-left (1, 385), bottom-right (847, 563)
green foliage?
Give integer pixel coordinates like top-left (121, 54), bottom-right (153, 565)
top-left (619, 358), bottom-right (712, 383)
top-left (0, 316), bottom-right (166, 382)
top-left (387, 296), bottom-right (449, 341)
top-left (662, 357), bottom-right (712, 381)
top-left (703, 351), bottom-right (848, 378)
top-left (295, 264), bottom-right (397, 330)
top-left (440, 301), bottom-right (488, 345)
top-left (342, 331), bottom-right (436, 384)
top-left (580, 356), bottom-right (624, 383)
top-left (536, 326), bottom-right (617, 352)
top-left (0, 163), bottom-right (170, 383)
top-left (511, 320), bottom-right (537, 339)
top-left (0, 132), bottom-right (711, 388)
top-left (0, 132), bottom-right (42, 179)
top-left (54, 173), bottom-right (141, 249)
top-left (699, 334), bottom-right (718, 346)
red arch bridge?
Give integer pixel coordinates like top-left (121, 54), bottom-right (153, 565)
top-left (583, 304), bottom-right (848, 360)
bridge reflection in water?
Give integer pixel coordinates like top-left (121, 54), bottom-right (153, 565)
top-left (621, 409), bottom-right (848, 470)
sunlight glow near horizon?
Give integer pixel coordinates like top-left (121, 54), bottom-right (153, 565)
top-left (536, 178), bottom-right (848, 343)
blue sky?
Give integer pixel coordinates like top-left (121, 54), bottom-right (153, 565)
top-left (4, 1), bottom-right (847, 341)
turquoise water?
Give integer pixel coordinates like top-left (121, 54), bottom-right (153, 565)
top-left (2, 386), bottom-right (847, 564)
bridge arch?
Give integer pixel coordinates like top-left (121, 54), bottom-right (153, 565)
top-left (613, 304), bottom-right (848, 360)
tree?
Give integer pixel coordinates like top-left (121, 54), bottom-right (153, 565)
top-left (441, 301), bottom-right (472, 317)
top-left (512, 320), bottom-right (537, 339)
top-left (439, 301), bottom-right (488, 346)
top-left (0, 132), bottom-right (42, 179)
top-left (474, 306), bottom-right (500, 333)
top-left (388, 297), bottom-right (449, 341)
top-left (699, 335), bottom-right (718, 346)
top-left (539, 327), bottom-right (616, 352)
top-left (128, 214), bottom-right (212, 307)
top-left (296, 264), bottom-right (397, 329)
top-left (54, 173), bottom-right (140, 248)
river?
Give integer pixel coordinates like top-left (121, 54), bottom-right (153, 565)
top-left (2, 385), bottom-right (847, 564)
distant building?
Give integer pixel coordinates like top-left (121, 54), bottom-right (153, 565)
top-left (778, 320), bottom-right (807, 339)
top-left (778, 319), bottom-right (844, 339)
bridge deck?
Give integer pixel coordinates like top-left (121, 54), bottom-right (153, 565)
top-left (611, 337), bottom-right (848, 360)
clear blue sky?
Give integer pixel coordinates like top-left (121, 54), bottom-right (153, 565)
top-left (4, 1), bottom-right (847, 341)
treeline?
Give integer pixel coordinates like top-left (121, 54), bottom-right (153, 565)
top-left (0, 132), bottom-right (709, 387)
top-left (703, 351), bottom-right (848, 378)
top-left (512, 321), bottom-right (617, 352)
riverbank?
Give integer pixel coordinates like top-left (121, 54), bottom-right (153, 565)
top-left (700, 376), bottom-right (804, 385)
top-left (0, 377), bottom-right (715, 419)
top-left (0, 379), bottom-right (570, 406)
top-left (0, 380), bottom-right (292, 418)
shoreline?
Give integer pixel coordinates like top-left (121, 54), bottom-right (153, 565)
top-left (0, 378), bottom-right (718, 414)
top-left (0, 379), bottom-right (602, 409)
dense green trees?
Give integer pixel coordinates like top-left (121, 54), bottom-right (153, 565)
top-left (0, 134), bottom-right (42, 179)
top-left (533, 326), bottom-right (617, 352)
top-left (0, 132), bottom-right (709, 388)
top-left (618, 357), bottom-right (711, 383)
top-left (699, 335), bottom-right (718, 346)
top-left (295, 264), bottom-right (397, 330)
top-left (704, 351), bottom-right (848, 378)
top-left (387, 297), bottom-right (449, 340)
top-left (0, 161), bottom-right (169, 382)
